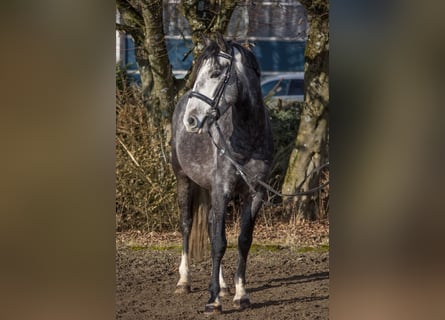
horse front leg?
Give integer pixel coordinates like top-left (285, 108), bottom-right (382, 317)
top-left (204, 190), bottom-right (228, 314)
top-left (233, 190), bottom-right (265, 309)
top-left (175, 175), bottom-right (193, 294)
top-left (219, 264), bottom-right (230, 297)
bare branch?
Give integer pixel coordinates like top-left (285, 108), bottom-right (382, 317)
top-left (116, 0), bottom-right (145, 29)
top-left (116, 22), bottom-right (138, 35)
top-left (117, 136), bottom-right (141, 168)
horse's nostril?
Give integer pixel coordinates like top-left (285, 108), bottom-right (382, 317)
top-left (187, 116), bottom-right (198, 127)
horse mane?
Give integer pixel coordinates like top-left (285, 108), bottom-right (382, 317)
top-left (228, 41), bottom-right (261, 78)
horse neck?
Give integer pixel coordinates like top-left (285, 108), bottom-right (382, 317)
top-left (232, 69), bottom-right (267, 132)
top-left (234, 98), bottom-right (265, 129)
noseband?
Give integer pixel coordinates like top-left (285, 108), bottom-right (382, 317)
top-left (188, 49), bottom-right (234, 124)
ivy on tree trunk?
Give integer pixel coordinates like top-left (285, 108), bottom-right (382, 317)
top-left (281, 0), bottom-right (329, 220)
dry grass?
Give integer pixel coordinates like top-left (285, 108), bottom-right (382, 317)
top-left (116, 85), bottom-right (178, 232)
top-left (116, 219), bottom-right (329, 250)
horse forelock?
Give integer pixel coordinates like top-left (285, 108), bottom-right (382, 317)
top-left (189, 41), bottom-right (225, 85)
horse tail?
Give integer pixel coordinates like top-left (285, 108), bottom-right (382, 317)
top-left (188, 186), bottom-right (210, 262)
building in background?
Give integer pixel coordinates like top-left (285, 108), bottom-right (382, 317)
top-left (116, 0), bottom-right (308, 80)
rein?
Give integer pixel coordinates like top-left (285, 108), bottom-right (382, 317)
top-left (208, 122), bottom-right (330, 199)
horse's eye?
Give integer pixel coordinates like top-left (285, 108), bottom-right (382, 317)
top-left (210, 71), bottom-right (222, 78)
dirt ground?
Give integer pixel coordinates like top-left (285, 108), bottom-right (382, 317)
top-left (116, 222), bottom-right (329, 319)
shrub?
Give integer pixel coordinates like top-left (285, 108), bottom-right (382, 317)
top-left (116, 86), bottom-right (178, 231)
top-left (267, 100), bottom-right (302, 198)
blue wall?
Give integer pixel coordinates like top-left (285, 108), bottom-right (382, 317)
top-left (123, 37), bottom-right (306, 76)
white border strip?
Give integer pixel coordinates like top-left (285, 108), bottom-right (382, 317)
top-left (165, 35), bottom-right (306, 42)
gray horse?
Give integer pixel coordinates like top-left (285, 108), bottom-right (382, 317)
top-left (171, 34), bottom-right (273, 314)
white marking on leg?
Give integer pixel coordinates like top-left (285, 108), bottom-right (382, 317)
top-left (177, 251), bottom-right (190, 286)
top-left (219, 264), bottom-right (228, 290)
top-left (233, 274), bottom-right (248, 301)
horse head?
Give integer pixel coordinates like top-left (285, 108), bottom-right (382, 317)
top-left (183, 35), bottom-right (238, 133)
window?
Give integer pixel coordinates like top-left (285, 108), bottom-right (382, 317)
top-left (261, 80), bottom-right (278, 96)
top-left (273, 80), bottom-right (290, 96)
top-left (288, 79), bottom-right (304, 95)
top-left (262, 79), bottom-right (290, 97)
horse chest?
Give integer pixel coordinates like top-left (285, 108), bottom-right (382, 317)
top-left (176, 138), bottom-right (240, 191)
top-left (175, 139), bottom-right (213, 188)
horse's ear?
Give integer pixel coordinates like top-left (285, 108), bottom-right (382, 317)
top-left (214, 32), bottom-right (228, 53)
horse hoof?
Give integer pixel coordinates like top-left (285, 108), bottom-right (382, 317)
top-left (174, 284), bottom-right (191, 294)
top-left (204, 304), bottom-right (222, 315)
top-left (219, 287), bottom-right (230, 297)
top-left (233, 297), bottom-right (251, 310)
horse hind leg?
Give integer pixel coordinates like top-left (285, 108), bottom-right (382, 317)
top-left (176, 252), bottom-right (191, 294)
top-left (175, 176), bottom-right (193, 294)
top-left (233, 192), bottom-right (264, 309)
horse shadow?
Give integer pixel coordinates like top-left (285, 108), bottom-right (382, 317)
top-left (223, 271), bottom-right (329, 314)
top-left (249, 271), bottom-right (329, 293)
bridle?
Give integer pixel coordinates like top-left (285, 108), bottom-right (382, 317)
top-left (188, 48), bottom-right (234, 125)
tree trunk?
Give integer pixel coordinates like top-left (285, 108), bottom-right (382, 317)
top-left (117, 0), bottom-right (177, 124)
top-left (282, 0), bottom-right (329, 220)
top-left (134, 44), bottom-right (153, 102)
top-left (141, 0), bottom-right (177, 122)
top-left (116, 0), bottom-right (154, 101)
